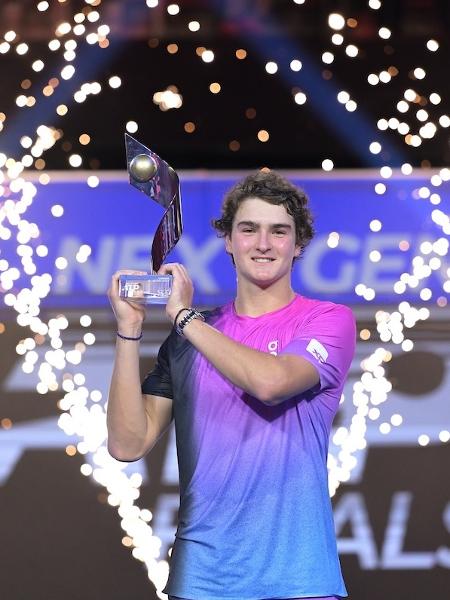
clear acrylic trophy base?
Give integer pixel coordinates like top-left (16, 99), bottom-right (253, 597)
top-left (119, 274), bottom-right (172, 305)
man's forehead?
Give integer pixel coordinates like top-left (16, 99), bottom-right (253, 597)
top-left (234, 197), bottom-right (293, 223)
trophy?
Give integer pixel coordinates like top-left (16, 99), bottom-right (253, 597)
top-left (118, 134), bottom-right (183, 304)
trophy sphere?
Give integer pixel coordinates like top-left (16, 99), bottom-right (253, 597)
top-left (130, 154), bottom-right (158, 182)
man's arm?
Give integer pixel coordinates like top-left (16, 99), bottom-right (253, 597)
top-left (107, 334), bottom-right (173, 461)
top-left (176, 319), bottom-right (318, 405)
top-left (161, 264), bottom-right (320, 405)
top-left (106, 271), bottom-right (173, 461)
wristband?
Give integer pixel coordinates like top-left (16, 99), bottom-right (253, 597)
top-left (175, 308), bottom-right (205, 336)
top-left (117, 331), bottom-right (143, 341)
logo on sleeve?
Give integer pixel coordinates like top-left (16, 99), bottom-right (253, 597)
top-left (306, 339), bottom-right (328, 364)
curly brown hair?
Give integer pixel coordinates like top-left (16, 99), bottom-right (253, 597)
top-left (212, 171), bottom-right (314, 256)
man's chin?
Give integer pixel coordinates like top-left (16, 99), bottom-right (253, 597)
top-left (248, 274), bottom-right (278, 289)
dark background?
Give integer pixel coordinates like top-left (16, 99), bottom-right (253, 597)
top-left (2, 0), bottom-right (450, 171)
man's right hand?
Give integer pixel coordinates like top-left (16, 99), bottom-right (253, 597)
top-left (108, 270), bottom-right (146, 335)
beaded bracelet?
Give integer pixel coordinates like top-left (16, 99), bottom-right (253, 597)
top-left (175, 308), bottom-right (205, 336)
top-left (117, 331), bottom-right (143, 341)
top-left (173, 307), bottom-right (190, 327)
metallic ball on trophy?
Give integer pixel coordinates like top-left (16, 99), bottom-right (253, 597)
top-left (129, 153), bottom-right (158, 183)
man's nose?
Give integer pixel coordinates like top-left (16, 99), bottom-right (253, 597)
top-left (256, 230), bottom-right (271, 251)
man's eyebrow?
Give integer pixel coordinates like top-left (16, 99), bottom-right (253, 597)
top-left (236, 220), bottom-right (257, 227)
top-left (271, 223), bottom-right (292, 229)
top-left (236, 220), bottom-right (292, 228)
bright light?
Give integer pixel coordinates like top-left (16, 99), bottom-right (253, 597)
top-left (201, 50), bottom-right (214, 63)
top-left (370, 219), bottom-right (382, 232)
top-left (126, 121), bottom-right (138, 134)
top-left (337, 91), bottom-right (350, 104)
top-left (414, 67), bottom-right (426, 79)
top-left (32, 60), bottom-right (45, 72)
top-left (391, 414), bottom-right (403, 426)
top-left (69, 154), bottom-right (82, 168)
top-left (188, 21), bottom-right (200, 32)
top-left (294, 92), bottom-right (307, 105)
top-left (109, 76), bottom-right (122, 89)
top-left (51, 205), bottom-right (64, 218)
top-left (265, 61), bottom-right (278, 74)
top-left (153, 88), bottom-right (183, 111)
top-left (345, 45), bottom-right (358, 58)
top-left (401, 163), bottom-right (413, 175)
top-left (61, 66), bottom-right (75, 80)
top-left (328, 13), bottom-right (345, 30)
top-left (16, 43), bottom-right (29, 55)
top-left (87, 176), bottom-right (99, 188)
top-left (429, 93), bottom-right (441, 105)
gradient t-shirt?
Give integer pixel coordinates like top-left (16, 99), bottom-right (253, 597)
top-left (142, 294), bottom-right (356, 600)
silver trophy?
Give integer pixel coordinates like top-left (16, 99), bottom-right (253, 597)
top-left (118, 134), bottom-right (183, 304)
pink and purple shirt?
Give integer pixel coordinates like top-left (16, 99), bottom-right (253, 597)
top-left (142, 294), bottom-right (356, 600)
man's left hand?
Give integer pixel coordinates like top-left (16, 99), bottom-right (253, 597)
top-left (158, 263), bottom-right (194, 323)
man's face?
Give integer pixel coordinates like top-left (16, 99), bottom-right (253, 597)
top-left (225, 197), bottom-right (300, 289)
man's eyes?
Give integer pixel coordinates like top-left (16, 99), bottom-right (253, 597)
top-left (239, 227), bottom-right (288, 235)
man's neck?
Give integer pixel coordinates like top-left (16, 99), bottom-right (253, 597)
top-left (234, 281), bottom-right (297, 317)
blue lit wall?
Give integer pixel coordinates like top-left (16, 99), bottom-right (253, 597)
top-left (11, 172), bottom-right (448, 307)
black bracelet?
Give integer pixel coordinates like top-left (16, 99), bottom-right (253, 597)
top-left (173, 307), bottom-right (190, 327)
top-left (175, 308), bottom-right (205, 336)
top-left (117, 331), bottom-right (143, 341)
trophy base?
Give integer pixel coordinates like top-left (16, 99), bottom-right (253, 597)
top-left (119, 274), bottom-right (172, 305)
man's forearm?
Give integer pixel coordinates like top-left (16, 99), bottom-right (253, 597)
top-left (180, 318), bottom-right (317, 404)
top-left (107, 337), bottom-right (149, 460)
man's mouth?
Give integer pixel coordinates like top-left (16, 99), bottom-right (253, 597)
top-left (252, 258), bottom-right (275, 263)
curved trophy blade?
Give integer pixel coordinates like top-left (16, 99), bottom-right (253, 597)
top-left (125, 133), bottom-right (183, 272)
top-left (151, 193), bottom-right (183, 274)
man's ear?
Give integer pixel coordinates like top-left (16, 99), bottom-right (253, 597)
top-left (294, 244), bottom-right (301, 258)
top-left (225, 234), bottom-right (232, 254)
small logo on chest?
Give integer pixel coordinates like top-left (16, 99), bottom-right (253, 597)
top-left (267, 340), bottom-right (278, 355)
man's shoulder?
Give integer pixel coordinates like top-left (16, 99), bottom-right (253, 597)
top-left (299, 294), bottom-right (348, 310)
top-left (297, 295), bottom-right (355, 322)
top-left (201, 302), bottom-right (231, 323)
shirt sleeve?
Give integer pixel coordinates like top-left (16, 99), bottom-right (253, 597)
top-left (141, 333), bottom-right (173, 399)
top-left (280, 303), bottom-right (356, 393)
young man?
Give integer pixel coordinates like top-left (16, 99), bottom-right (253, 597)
top-left (107, 171), bottom-right (356, 600)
